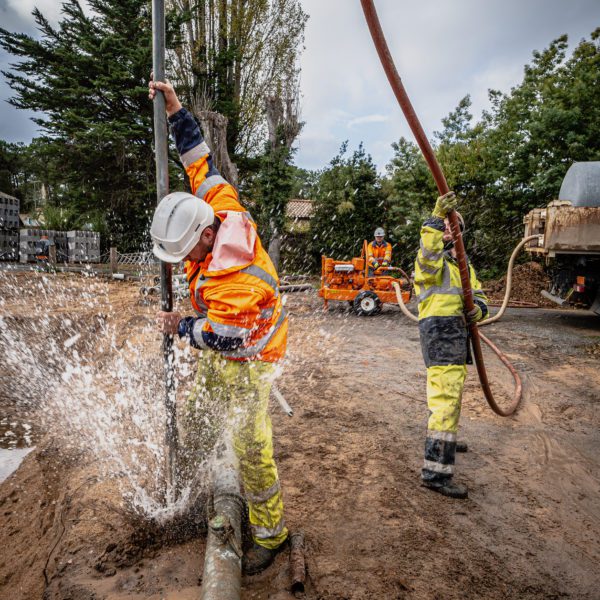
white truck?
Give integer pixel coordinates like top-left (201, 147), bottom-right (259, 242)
top-left (523, 161), bottom-right (600, 314)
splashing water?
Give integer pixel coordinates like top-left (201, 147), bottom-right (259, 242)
top-left (0, 268), bottom-right (210, 523)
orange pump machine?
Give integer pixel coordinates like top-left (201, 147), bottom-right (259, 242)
top-left (319, 241), bottom-right (411, 315)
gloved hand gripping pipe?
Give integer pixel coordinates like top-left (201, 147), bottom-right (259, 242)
top-left (361, 0), bottom-right (521, 416)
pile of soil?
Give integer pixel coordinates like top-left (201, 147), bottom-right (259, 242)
top-left (484, 261), bottom-right (554, 307)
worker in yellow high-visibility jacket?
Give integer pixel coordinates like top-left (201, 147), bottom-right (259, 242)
top-left (149, 79), bottom-right (288, 574)
top-left (413, 192), bottom-right (488, 499)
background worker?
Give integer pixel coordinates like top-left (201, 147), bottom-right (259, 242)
top-left (35, 235), bottom-right (50, 264)
top-left (413, 192), bottom-right (488, 499)
top-left (367, 227), bottom-right (392, 275)
top-left (149, 79), bottom-right (288, 575)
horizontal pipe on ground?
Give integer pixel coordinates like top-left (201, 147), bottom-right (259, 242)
top-left (279, 284), bottom-right (314, 292)
top-left (289, 531), bottom-right (306, 595)
top-left (200, 454), bottom-right (244, 600)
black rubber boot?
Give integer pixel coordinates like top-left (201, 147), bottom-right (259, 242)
top-left (456, 441), bottom-right (468, 453)
top-left (242, 539), bottom-right (288, 575)
top-left (423, 479), bottom-right (468, 499)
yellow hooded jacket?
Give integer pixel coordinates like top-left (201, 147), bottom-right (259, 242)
top-left (414, 216), bottom-right (487, 367)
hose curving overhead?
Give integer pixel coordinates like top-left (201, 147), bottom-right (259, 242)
top-left (360, 0), bottom-right (521, 416)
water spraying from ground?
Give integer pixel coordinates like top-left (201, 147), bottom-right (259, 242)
top-left (0, 269), bottom-right (215, 523)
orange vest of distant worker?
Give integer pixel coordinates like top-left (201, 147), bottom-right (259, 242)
top-left (179, 123), bottom-right (287, 363)
top-left (367, 240), bottom-right (392, 267)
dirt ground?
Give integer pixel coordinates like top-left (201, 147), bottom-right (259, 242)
top-left (1, 270), bottom-right (599, 600)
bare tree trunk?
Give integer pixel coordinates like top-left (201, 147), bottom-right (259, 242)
top-left (267, 224), bottom-right (281, 271)
top-left (264, 94), bottom-right (301, 271)
top-left (195, 109), bottom-right (239, 189)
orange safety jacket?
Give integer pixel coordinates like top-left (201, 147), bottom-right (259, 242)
top-left (170, 108), bottom-right (287, 363)
top-left (367, 240), bottom-right (392, 267)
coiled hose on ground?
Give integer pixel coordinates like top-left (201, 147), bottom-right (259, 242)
top-left (360, 0), bottom-right (523, 417)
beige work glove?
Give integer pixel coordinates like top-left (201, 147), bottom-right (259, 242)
top-left (465, 305), bottom-right (483, 324)
top-left (432, 191), bottom-right (459, 219)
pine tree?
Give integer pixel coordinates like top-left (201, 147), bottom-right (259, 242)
top-left (0, 0), bottom-right (159, 249)
top-left (310, 143), bottom-right (384, 266)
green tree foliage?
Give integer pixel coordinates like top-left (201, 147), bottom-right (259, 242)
top-left (383, 28), bottom-right (600, 277)
top-left (0, 0), bottom-right (156, 249)
top-left (255, 142), bottom-right (294, 244)
top-left (310, 143), bottom-right (384, 263)
top-left (0, 141), bottom-right (25, 199)
top-left (288, 165), bottom-right (319, 200)
top-left (168, 0), bottom-right (307, 164)
top-left (383, 137), bottom-right (437, 269)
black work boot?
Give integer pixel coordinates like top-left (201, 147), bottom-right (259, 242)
top-left (242, 539), bottom-right (288, 575)
top-left (422, 479), bottom-right (468, 499)
top-left (456, 441), bottom-right (468, 453)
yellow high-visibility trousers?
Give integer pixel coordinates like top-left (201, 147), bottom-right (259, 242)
top-left (422, 364), bottom-right (467, 483)
top-left (183, 351), bottom-right (288, 549)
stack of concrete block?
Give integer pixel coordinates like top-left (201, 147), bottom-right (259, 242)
top-left (0, 194), bottom-right (20, 230)
top-left (19, 229), bottom-right (68, 263)
top-left (0, 194), bottom-right (19, 261)
top-left (0, 229), bottom-right (19, 261)
top-left (67, 230), bottom-right (100, 263)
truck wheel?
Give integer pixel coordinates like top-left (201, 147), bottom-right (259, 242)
top-left (353, 290), bottom-right (382, 316)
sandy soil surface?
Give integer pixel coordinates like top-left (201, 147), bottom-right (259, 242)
top-left (1, 270), bottom-right (599, 599)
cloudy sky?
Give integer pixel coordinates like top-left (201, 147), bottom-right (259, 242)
top-left (1, 0), bottom-right (599, 172)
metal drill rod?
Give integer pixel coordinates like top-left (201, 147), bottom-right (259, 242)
top-left (152, 0), bottom-right (178, 496)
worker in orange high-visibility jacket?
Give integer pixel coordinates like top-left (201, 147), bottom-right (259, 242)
top-left (367, 227), bottom-right (392, 275)
top-left (149, 79), bottom-right (288, 575)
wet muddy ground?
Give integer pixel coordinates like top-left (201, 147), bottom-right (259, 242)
top-left (1, 271), bottom-right (599, 599)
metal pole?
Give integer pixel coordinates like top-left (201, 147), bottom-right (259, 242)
top-left (200, 451), bottom-right (243, 600)
top-left (152, 0), bottom-right (178, 498)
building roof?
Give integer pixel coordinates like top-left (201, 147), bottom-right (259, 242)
top-left (0, 190), bottom-right (19, 203)
top-left (286, 199), bottom-right (314, 219)
top-left (20, 213), bottom-right (43, 227)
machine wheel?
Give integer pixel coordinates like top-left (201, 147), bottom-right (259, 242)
top-left (353, 290), bottom-right (382, 316)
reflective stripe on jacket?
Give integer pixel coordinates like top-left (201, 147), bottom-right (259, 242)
top-left (170, 108), bottom-right (287, 362)
top-left (414, 217), bottom-right (487, 320)
top-left (191, 248), bottom-right (288, 362)
top-left (414, 216), bottom-right (488, 367)
top-left (367, 241), bottom-right (392, 266)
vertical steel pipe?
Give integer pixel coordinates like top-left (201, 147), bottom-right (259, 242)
top-left (151, 0), bottom-right (178, 495)
top-left (289, 532), bottom-right (306, 594)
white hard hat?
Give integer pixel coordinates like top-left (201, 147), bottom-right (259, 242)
top-left (150, 191), bottom-right (215, 263)
top-left (374, 227), bottom-right (385, 237)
